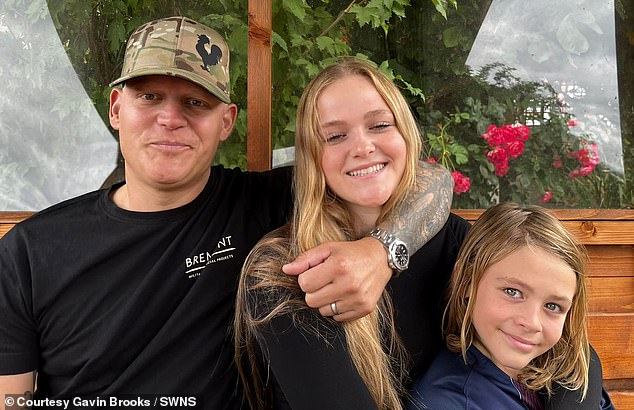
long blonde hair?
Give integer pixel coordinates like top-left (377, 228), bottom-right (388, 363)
top-left (444, 202), bottom-right (590, 398)
top-left (235, 57), bottom-right (422, 408)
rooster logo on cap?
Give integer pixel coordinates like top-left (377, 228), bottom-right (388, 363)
top-left (196, 34), bottom-right (222, 72)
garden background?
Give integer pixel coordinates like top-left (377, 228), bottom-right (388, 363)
top-left (1, 0), bottom-right (632, 210)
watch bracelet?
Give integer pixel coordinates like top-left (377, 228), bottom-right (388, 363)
top-left (367, 227), bottom-right (405, 277)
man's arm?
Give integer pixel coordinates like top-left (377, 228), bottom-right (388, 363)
top-left (1, 372), bottom-right (35, 410)
top-left (283, 161), bottom-right (453, 321)
top-left (379, 161), bottom-right (453, 255)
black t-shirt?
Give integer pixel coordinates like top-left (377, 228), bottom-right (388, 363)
top-left (0, 165), bottom-right (292, 409)
top-left (389, 213), bottom-right (470, 385)
top-left (250, 214), bottom-right (470, 409)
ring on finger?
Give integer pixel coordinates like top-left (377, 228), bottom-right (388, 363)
top-left (330, 301), bottom-right (339, 315)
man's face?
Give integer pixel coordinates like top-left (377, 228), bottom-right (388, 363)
top-left (109, 75), bottom-right (236, 196)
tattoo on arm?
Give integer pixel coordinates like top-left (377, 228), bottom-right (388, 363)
top-left (379, 161), bottom-right (453, 254)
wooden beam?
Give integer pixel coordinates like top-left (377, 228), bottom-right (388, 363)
top-left (455, 209), bottom-right (634, 221)
top-left (0, 212), bottom-right (32, 238)
top-left (247, 0), bottom-right (273, 171)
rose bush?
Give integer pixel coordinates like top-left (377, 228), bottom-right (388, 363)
top-left (420, 64), bottom-right (625, 209)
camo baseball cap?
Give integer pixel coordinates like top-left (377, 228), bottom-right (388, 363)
top-left (109, 16), bottom-right (231, 103)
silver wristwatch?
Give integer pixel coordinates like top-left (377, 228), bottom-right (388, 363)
top-left (367, 227), bottom-right (409, 273)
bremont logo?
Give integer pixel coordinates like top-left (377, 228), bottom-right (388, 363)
top-left (185, 235), bottom-right (235, 279)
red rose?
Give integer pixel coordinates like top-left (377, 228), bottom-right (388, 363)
top-left (541, 191), bottom-right (553, 203)
top-left (451, 171), bottom-right (471, 195)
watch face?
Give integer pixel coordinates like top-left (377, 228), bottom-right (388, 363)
top-left (393, 243), bottom-right (409, 270)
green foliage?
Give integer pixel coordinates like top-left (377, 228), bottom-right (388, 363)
top-left (420, 65), bottom-right (627, 208)
top-left (350, 0), bottom-right (410, 33)
top-left (431, 0), bottom-right (458, 19)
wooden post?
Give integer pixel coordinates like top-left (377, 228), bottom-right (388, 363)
top-left (247, 0), bottom-right (273, 171)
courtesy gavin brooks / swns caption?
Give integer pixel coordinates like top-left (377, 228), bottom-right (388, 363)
top-left (4, 394), bottom-right (199, 409)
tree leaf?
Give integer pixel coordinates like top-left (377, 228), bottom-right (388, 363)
top-left (479, 164), bottom-right (489, 178)
top-left (432, 0), bottom-right (449, 20)
top-left (282, 0), bottom-right (307, 21)
top-left (449, 143), bottom-right (469, 164)
top-left (316, 36), bottom-right (335, 51)
top-left (350, 4), bottom-right (374, 28)
top-left (272, 31), bottom-right (288, 53)
top-left (107, 20), bottom-right (127, 56)
top-left (442, 26), bottom-right (461, 48)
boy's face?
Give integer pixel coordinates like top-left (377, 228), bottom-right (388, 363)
top-left (471, 246), bottom-right (577, 379)
top-left (109, 75), bottom-right (236, 199)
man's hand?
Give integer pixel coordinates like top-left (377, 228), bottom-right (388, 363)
top-left (282, 237), bottom-right (391, 322)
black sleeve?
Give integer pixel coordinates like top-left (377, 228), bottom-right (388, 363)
top-left (0, 227), bottom-right (39, 374)
top-left (255, 312), bottom-right (377, 410)
top-left (245, 166), bottom-right (294, 232)
top-left (450, 213), bottom-right (471, 248)
top-left (544, 344), bottom-right (610, 410)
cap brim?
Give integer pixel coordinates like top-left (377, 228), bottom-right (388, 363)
top-left (109, 67), bottom-right (231, 104)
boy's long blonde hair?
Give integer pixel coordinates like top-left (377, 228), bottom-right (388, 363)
top-left (444, 202), bottom-right (590, 398)
top-left (235, 57), bottom-right (422, 409)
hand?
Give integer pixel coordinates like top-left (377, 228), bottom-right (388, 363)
top-left (282, 237), bottom-right (392, 321)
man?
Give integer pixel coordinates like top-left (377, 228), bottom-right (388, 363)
top-left (0, 17), bottom-right (451, 408)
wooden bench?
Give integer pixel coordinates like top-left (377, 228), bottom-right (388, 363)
top-left (1, 210), bottom-right (633, 407)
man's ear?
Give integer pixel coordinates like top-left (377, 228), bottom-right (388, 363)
top-left (109, 88), bottom-right (123, 130)
top-left (219, 103), bottom-right (238, 142)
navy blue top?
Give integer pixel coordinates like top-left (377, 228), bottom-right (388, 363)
top-left (408, 345), bottom-right (615, 410)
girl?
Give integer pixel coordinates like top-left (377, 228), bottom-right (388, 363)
top-left (234, 57), bottom-right (470, 409)
top-left (409, 202), bottom-right (614, 409)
